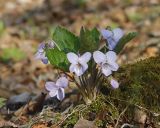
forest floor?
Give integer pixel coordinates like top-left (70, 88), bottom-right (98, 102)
top-left (0, 0), bottom-right (160, 127)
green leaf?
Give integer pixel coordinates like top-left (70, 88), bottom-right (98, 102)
top-left (46, 48), bottom-right (69, 71)
top-left (79, 27), bottom-right (100, 53)
top-left (114, 32), bottom-right (138, 54)
top-left (52, 26), bottom-right (80, 53)
top-left (0, 97), bottom-right (6, 108)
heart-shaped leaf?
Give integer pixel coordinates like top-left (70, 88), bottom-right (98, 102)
top-left (46, 48), bottom-right (69, 71)
top-left (79, 27), bottom-right (100, 53)
top-left (52, 26), bottom-right (80, 53)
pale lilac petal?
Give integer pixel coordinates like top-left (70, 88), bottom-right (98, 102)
top-left (93, 51), bottom-right (106, 64)
top-left (106, 51), bottom-right (117, 62)
top-left (102, 68), bottom-right (112, 76)
top-left (69, 64), bottom-right (75, 73)
top-left (101, 29), bottom-right (113, 39)
top-left (107, 38), bottom-right (116, 50)
top-left (67, 52), bottom-right (78, 64)
top-left (110, 79), bottom-right (119, 89)
top-left (113, 28), bottom-right (124, 43)
top-left (45, 81), bottom-right (58, 91)
top-left (38, 43), bottom-right (45, 52)
top-left (35, 52), bottom-right (43, 60)
top-left (81, 63), bottom-right (88, 73)
top-left (35, 45), bottom-right (48, 64)
top-left (56, 77), bottom-right (68, 88)
top-left (74, 65), bottom-right (84, 76)
top-left (79, 52), bottom-right (91, 64)
top-left (57, 88), bottom-right (65, 101)
top-left (41, 58), bottom-right (48, 64)
top-left (108, 62), bottom-right (119, 71)
top-left (49, 91), bottom-right (57, 97)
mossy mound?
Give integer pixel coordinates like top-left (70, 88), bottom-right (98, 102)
top-left (63, 56), bottom-right (160, 127)
top-left (108, 56), bottom-right (160, 112)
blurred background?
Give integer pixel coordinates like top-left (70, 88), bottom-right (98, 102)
top-left (0, 0), bottom-right (160, 98)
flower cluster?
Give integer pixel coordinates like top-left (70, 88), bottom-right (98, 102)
top-left (35, 27), bottom-right (125, 102)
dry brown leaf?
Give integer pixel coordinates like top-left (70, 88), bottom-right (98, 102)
top-left (32, 123), bottom-right (49, 128)
top-left (0, 120), bottom-right (18, 128)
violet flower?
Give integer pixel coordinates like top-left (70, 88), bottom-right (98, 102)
top-left (110, 79), bottom-right (119, 89)
top-left (101, 28), bottom-right (124, 50)
top-left (35, 43), bottom-right (48, 64)
top-left (93, 51), bottom-right (119, 76)
top-left (45, 77), bottom-right (68, 101)
top-left (35, 41), bottom-right (55, 64)
top-left (67, 52), bottom-right (91, 76)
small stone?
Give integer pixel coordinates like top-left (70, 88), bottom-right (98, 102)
top-left (134, 108), bottom-right (147, 124)
top-left (74, 119), bottom-right (97, 128)
top-left (6, 92), bottom-right (31, 111)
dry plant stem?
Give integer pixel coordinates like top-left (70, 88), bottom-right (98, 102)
top-left (114, 106), bottom-right (129, 128)
top-left (62, 72), bottom-right (87, 97)
top-left (57, 104), bottom-right (88, 126)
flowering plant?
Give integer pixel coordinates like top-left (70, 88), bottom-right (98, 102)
top-left (35, 26), bottom-right (137, 104)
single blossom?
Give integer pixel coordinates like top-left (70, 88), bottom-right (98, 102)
top-left (67, 52), bottom-right (91, 76)
top-left (93, 51), bottom-right (119, 76)
top-left (35, 43), bottom-right (48, 64)
top-left (35, 41), bottom-right (55, 64)
top-left (45, 77), bottom-right (68, 101)
top-left (101, 28), bottom-right (124, 50)
top-left (110, 79), bottom-right (119, 89)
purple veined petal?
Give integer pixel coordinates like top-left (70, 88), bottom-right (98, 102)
top-left (57, 88), bottom-right (65, 101)
top-left (56, 77), bottom-right (68, 88)
top-left (69, 64), bottom-right (75, 73)
top-left (106, 51), bottom-right (117, 62)
top-left (101, 29), bottom-right (113, 39)
top-left (35, 52), bottom-right (43, 60)
top-left (110, 79), bottom-right (119, 89)
top-left (108, 61), bottom-right (119, 71)
top-left (41, 58), bottom-right (48, 64)
top-left (45, 81), bottom-right (58, 91)
top-left (67, 52), bottom-right (78, 64)
top-left (74, 64), bottom-right (84, 76)
top-left (49, 90), bottom-right (58, 97)
top-left (93, 51), bottom-right (106, 64)
top-left (35, 52), bottom-right (48, 64)
top-left (81, 63), bottom-right (88, 73)
top-left (102, 67), bottom-right (112, 76)
top-left (113, 28), bottom-right (124, 43)
top-left (107, 38), bottom-right (117, 50)
top-left (79, 52), bottom-right (91, 64)
top-left (38, 43), bottom-right (45, 52)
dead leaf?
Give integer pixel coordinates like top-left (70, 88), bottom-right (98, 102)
top-left (32, 123), bottom-right (49, 128)
top-left (0, 119), bottom-right (18, 128)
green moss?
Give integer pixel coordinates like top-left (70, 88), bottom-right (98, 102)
top-left (111, 56), bottom-right (160, 112)
top-left (63, 56), bottom-right (160, 126)
top-left (62, 113), bottom-right (79, 128)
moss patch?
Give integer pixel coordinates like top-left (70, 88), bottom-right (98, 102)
top-left (62, 56), bottom-right (160, 127)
